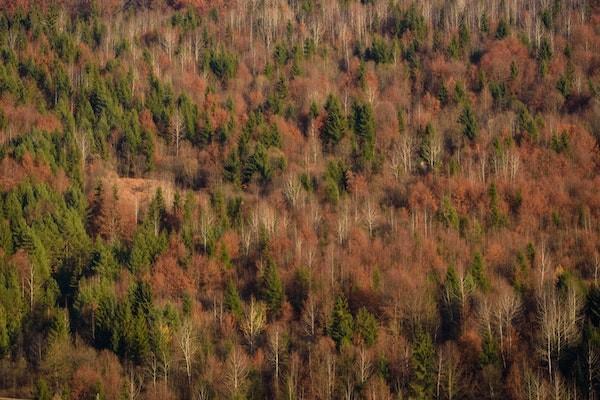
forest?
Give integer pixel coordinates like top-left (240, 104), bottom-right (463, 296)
top-left (0, 0), bottom-right (599, 399)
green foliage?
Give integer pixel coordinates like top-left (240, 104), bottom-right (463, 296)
top-left (515, 102), bottom-right (539, 141)
top-left (224, 280), bottom-right (244, 319)
top-left (557, 63), bottom-right (575, 98)
top-left (0, 304), bottom-right (9, 356)
top-left (129, 191), bottom-right (168, 273)
top-left (34, 378), bottom-right (51, 400)
top-left (323, 160), bottom-right (348, 205)
top-left (320, 94), bottom-right (345, 151)
top-left (288, 267), bottom-right (310, 314)
top-left (458, 19), bottom-right (470, 49)
top-left (470, 252), bottom-right (490, 292)
top-left (365, 36), bottom-right (394, 64)
top-left (550, 130), bottom-right (570, 153)
top-left (495, 19), bottom-right (509, 39)
top-left (147, 75), bottom-right (174, 138)
top-left (209, 48), bottom-right (238, 82)
top-left (391, 4), bottom-right (427, 43)
top-left (354, 307), bottom-right (378, 346)
top-left (459, 103), bottom-right (478, 141)
top-left (410, 329), bottom-right (435, 399)
top-left (261, 258), bottom-right (285, 318)
top-left (480, 332), bottom-right (501, 367)
top-left (329, 296), bottom-right (354, 349)
top-left (537, 38), bottom-right (553, 76)
top-left (588, 286), bottom-right (600, 327)
top-left (487, 183), bottom-right (507, 229)
top-left (351, 100), bottom-right (376, 169)
top-left (437, 196), bottom-right (459, 230)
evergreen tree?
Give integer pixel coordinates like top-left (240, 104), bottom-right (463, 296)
top-left (224, 279), bottom-right (244, 319)
top-left (320, 94), bottom-right (345, 151)
top-left (495, 18), bottom-right (509, 39)
top-left (410, 329), bottom-right (436, 399)
top-left (329, 296), bottom-right (354, 349)
top-left (351, 100), bottom-right (376, 168)
top-left (0, 304), bottom-right (9, 356)
top-left (261, 259), bottom-right (285, 318)
top-left (470, 252), bottom-right (490, 291)
top-left (459, 103), bottom-right (478, 141)
top-left (354, 307), bottom-right (378, 347)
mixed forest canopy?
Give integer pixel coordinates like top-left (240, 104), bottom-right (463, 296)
top-left (0, 0), bottom-right (600, 399)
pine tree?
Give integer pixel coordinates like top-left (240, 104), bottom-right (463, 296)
top-left (410, 329), bottom-right (435, 399)
top-left (224, 279), bottom-right (244, 319)
top-left (495, 19), bottom-right (509, 39)
top-left (329, 296), bottom-right (353, 349)
top-left (320, 94), bottom-right (345, 151)
top-left (355, 307), bottom-right (378, 347)
top-left (351, 100), bottom-right (376, 168)
top-left (459, 103), bottom-right (478, 141)
top-left (470, 252), bottom-right (490, 291)
top-left (0, 304), bottom-right (9, 356)
top-left (261, 259), bottom-right (285, 318)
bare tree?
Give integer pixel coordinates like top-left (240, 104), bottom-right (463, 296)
top-left (268, 326), bottom-right (287, 392)
top-left (75, 130), bottom-right (89, 175)
top-left (537, 284), bottom-right (583, 382)
top-left (241, 297), bottom-right (266, 353)
top-left (357, 346), bottom-right (372, 385)
top-left (178, 319), bottom-right (196, 387)
top-left (363, 200), bottom-right (377, 237)
top-left (224, 346), bottom-right (249, 398)
top-left (171, 109), bottom-right (182, 157)
top-left (302, 295), bottom-right (317, 338)
top-left (494, 287), bottom-right (521, 367)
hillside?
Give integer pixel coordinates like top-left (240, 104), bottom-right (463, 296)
top-left (0, 0), bottom-right (600, 399)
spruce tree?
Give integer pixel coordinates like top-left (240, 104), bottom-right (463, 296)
top-left (329, 296), bottom-right (353, 349)
top-left (261, 259), bottom-right (285, 318)
top-left (351, 100), bottom-right (376, 168)
top-left (470, 252), bottom-right (490, 291)
top-left (355, 307), bottom-right (378, 347)
top-left (459, 103), bottom-right (478, 141)
top-left (320, 94), bottom-right (345, 151)
top-left (410, 329), bottom-right (435, 399)
top-left (224, 279), bottom-right (244, 319)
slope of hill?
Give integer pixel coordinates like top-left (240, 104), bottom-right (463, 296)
top-left (0, 1), bottom-right (600, 399)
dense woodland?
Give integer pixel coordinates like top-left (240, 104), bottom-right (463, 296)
top-left (0, 0), bottom-right (600, 398)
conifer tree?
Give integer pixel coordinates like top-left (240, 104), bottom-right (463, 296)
top-left (459, 103), bottom-right (478, 142)
top-left (470, 252), bottom-right (490, 292)
top-left (410, 329), bottom-right (435, 399)
top-left (261, 259), bottom-right (285, 318)
top-left (355, 307), bottom-right (378, 347)
top-left (351, 100), bottom-right (376, 168)
top-left (320, 94), bottom-right (345, 151)
top-left (329, 296), bottom-right (353, 349)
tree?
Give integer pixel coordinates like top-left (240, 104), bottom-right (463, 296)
top-left (470, 252), bottom-right (490, 292)
top-left (178, 320), bottom-right (196, 387)
top-left (410, 329), bottom-right (436, 399)
top-left (320, 94), bottom-right (345, 151)
top-left (495, 19), bottom-right (509, 39)
top-left (354, 307), bottom-right (378, 347)
top-left (0, 304), bottom-right (9, 357)
top-left (329, 296), bottom-right (353, 349)
top-left (224, 280), bottom-right (244, 319)
top-left (224, 346), bottom-right (249, 398)
top-left (261, 259), bottom-right (285, 318)
top-left (537, 283), bottom-right (582, 381)
top-left (351, 100), bottom-right (376, 168)
top-left (459, 103), bottom-right (478, 142)
top-left (241, 297), bottom-right (266, 352)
